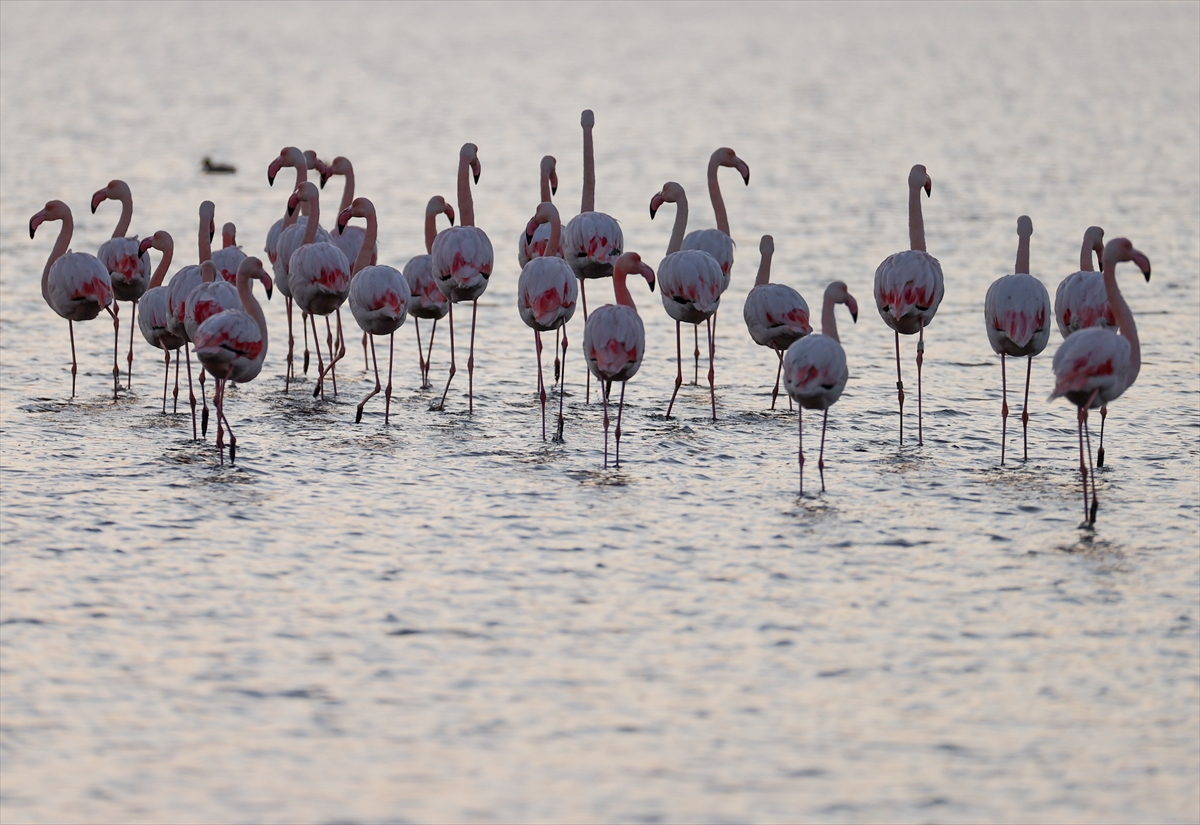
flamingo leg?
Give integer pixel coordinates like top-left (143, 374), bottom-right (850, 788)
top-left (916, 317), bottom-right (925, 446)
top-left (1000, 352), bottom-right (1008, 465)
top-left (426, 319), bottom-right (438, 390)
top-left (771, 347), bottom-right (784, 411)
top-left (1021, 355), bottom-right (1032, 462)
top-left (467, 299), bottom-right (478, 415)
top-left (555, 326), bottom-right (568, 443)
top-left (199, 362), bottom-right (209, 438)
top-left (707, 316), bottom-right (716, 422)
top-left (614, 381), bottom-right (627, 468)
top-left (798, 404), bottom-right (805, 497)
top-left (818, 407), bottom-right (829, 493)
top-left (535, 330), bottom-right (546, 440)
top-left (68, 320), bottom-right (78, 398)
top-left (313, 313), bottom-right (347, 399)
top-left (302, 310), bottom-right (311, 374)
top-left (172, 344), bottom-right (180, 413)
top-left (581, 281), bottom-right (591, 404)
top-left (894, 329), bottom-right (905, 445)
top-left (666, 321), bottom-right (683, 419)
top-left (693, 323), bottom-right (700, 386)
top-left (214, 377), bottom-right (225, 465)
top-left (434, 302), bottom-right (456, 411)
top-left (160, 347), bottom-right (170, 414)
top-left (126, 300), bottom-right (137, 389)
top-left (106, 304), bottom-right (119, 401)
top-left (384, 333), bottom-right (395, 425)
top-left (325, 315), bottom-right (337, 396)
top-left (362, 331), bottom-right (369, 372)
top-left (355, 333), bottom-right (381, 423)
top-left (285, 296), bottom-right (295, 392)
top-left (309, 312), bottom-right (325, 401)
top-left (711, 309), bottom-right (719, 376)
top-left (222, 376), bottom-right (239, 464)
top-left (601, 374), bottom-right (610, 469)
top-left (184, 344), bottom-right (197, 440)
top-left (1097, 405), bottom-right (1108, 467)
top-left (414, 319), bottom-right (426, 388)
top-left (553, 328), bottom-right (561, 383)
top-left (1083, 389), bottom-right (1100, 524)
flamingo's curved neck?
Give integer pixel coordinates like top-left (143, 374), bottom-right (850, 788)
top-left (667, 194), bottom-right (689, 256)
top-left (223, 227), bottom-right (236, 249)
top-left (352, 208), bottom-right (377, 276)
top-left (42, 215), bottom-right (73, 301)
top-left (198, 215), bottom-right (213, 263)
top-left (540, 164), bottom-right (553, 204)
top-left (148, 243), bottom-right (174, 289)
top-left (612, 269), bottom-right (634, 310)
top-left (112, 190), bottom-right (133, 239)
top-left (821, 285), bottom-right (841, 343)
top-left (424, 204), bottom-right (440, 254)
top-left (201, 264), bottom-right (214, 284)
top-left (301, 195), bottom-right (320, 246)
top-left (458, 155), bottom-right (476, 228)
top-left (1103, 259), bottom-right (1140, 387)
top-left (546, 209), bottom-right (562, 258)
top-left (1080, 236), bottom-right (1097, 272)
top-left (755, 247), bottom-right (773, 287)
top-left (236, 272), bottom-right (269, 363)
top-left (908, 184), bottom-right (926, 252)
top-left (1015, 229), bottom-right (1031, 275)
top-left (708, 155), bottom-right (730, 236)
top-left (581, 125), bottom-right (595, 213)
top-left (338, 168), bottom-right (355, 217)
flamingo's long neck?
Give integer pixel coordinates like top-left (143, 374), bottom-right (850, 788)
top-left (612, 269), bottom-right (634, 310)
top-left (546, 208), bottom-right (562, 258)
top-left (424, 202), bottom-right (440, 254)
top-left (223, 227), bottom-right (236, 249)
top-left (237, 272), bottom-right (269, 364)
top-left (1080, 232), bottom-right (1100, 272)
top-left (338, 168), bottom-right (355, 216)
top-left (908, 184), bottom-right (926, 252)
top-left (581, 125), bottom-right (595, 213)
top-left (42, 214), bottom-right (73, 300)
top-left (284, 161), bottom-right (309, 222)
top-left (352, 208), bottom-right (377, 275)
top-left (148, 242), bottom-right (174, 289)
top-left (821, 285), bottom-right (841, 343)
top-left (1015, 229), bottom-right (1031, 275)
top-left (755, 247), bottom-right (773, 287)
top-left (667, 193), bottom-right (689, 256)
top-left (458, 155), bottom-right (475, 228)
top-left (112, 190), bottom-right (133, 239)
top-left (198, 213), bottom-right (213, 263)
top-left (301, 195), bottom-right (320, 246)
top-left (1103, 258), bottom-right (1140, 388)
top-left (540, 165), bottom-right (553, 204)
top-left (708, 155), bottom-right (730, 236)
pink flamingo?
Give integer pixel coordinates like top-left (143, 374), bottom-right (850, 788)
top-left (1050, 238), bottom-right (1151, 524)
top-left (403, 196), bottom-right (454, 389)
top-left (984, 216), bottom-right (1051, 464)
top-left (783, 282), bottom-right (858, 495)
top-left (185, 261), bottom-right (241, 345)
top-left (165, 200), bottom-right (216, 438)
top-left (211, 222), bottom-right (246, 285)
top-left (742, 235), bottom-right (812, 410)
top-left (518, 156), bottom-right (561, 267)
top-left (1055, 225), bottom-right (1130, 467)
top-left (517, 202), bottom-right (578, 440)
top-left (563, 111), bottom-right (624, 403)
top-left (194, 257), bottom-right (273, 464)
top-left (582, 252), bottom-right (656, 468)
top-left (650, 181), bottom-right (724, 420)
top-left (287, 181), bottom-right (351, 400)
top-left (321, 155), bottom-right (379, 371)
top-left (91, 179), bottom-right (151, 388)
top-left (430, 143), bottom-right (493, 413)
top-left (29, 200), bottom-right (119, 400)
top-left (681, 147), bottom-right (750, 382)
top-left (874, 164), bottom-right (944, 446)
top-left (136, 231), bottom-right (183, 413)
top-left (340, 197), bottom-right (410, 424)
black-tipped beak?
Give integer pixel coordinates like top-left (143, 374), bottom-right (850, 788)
top-left (337, 219), bottom-right (347, 233)
top-left (209, 225), bottom-right (215, 242)
top-left (265, 284), bottom-right (274, 300)
top-left (742, 171), bottom-right (750, 185)
top-left (650, 205), bottom-right (658, 219)
top-left (473, 171), bottom-right (480, 185)
top-left (28, 220), bottom-right (35, 239)
top-left (1143, 267), bottom-right (1151, 281)
top-left (851, 309), bottom-right (859, 323)
top-left (924, 180), bottom-right (932, 196)
top-left (319, 173), bottom-right (328, 188)
top-left (551, 184), bottom-right (557, 196)
top-left (649, 279), bottom-right (656, 293)
top-left (525, 232), bottom-right (534, 246)
top-left (90, 202), bottom-right (98, 214)
top-left (286, 203), bottom-right (296, 218)
top-left (268, 172), bottom-right (276, 185)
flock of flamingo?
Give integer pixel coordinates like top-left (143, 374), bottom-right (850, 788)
top-left (27, 111), bottom-right (1151, 524)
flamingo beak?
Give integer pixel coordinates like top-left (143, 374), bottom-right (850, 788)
top-left (262, 273), bottom-right (274, 300)
top-left (1095, 240), bottom-right (1105, 272)
top-left (924, 178), bottom-right (932, 197)
top-left (139, 237), bottom-right (153, 257)
top-left (337, 207), bottom-right (351, 233)
top-left (29, 213), bottom-right (44, 239)
top-left (286, 196), bottom-right (298, 217)
top-left (738, 160), bottom-right (750, 185)
top-left (318, 160), bottom-right (328, 188)
top-left (445, 205), bottom-right (455, 225)
top-left (210, 221), bottom-right (216, 242)
top-left (90, 190), bottom-right (105, 214)
top-left (471, 159), bottom-right (481, 185)
top-left (267, 157), bottom-right (281, 185)
top-left (649, 193), bottom-right (664, 219)
top-left (1132, 249), bottom-right (1151, 281)
top-left (524, 217), bottom-right (538, 244)
top-left (550, 171), bottom-right (558, 196)
top-left (848, 296), bottom-right (859, 323)
top-left (641, 262), bottom-right (656, 292)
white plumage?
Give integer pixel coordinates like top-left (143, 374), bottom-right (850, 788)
top-left (562, 211), bottom-right (623, 280)
top-left (1055, 270), bottom-right (1113, 338)
top-left (166, 265), bottom-right (203, 340)
top-left (349, 264), bottom-right (410, 336)
top-left (138, 286), bottom-right (183, 351)
top-left (211, 244), bottom-right (246, 285)
top-left (873, 249), bottom-right (944, 334)
top-left (681, 228), bottom-right (733, 292)
top-left (584, 304), bottom-right (644, 384)
top-left (274, 217), bottom-right (331, 299)
top-left (984, 274), bottom-right (1051, 357)
top-left (403, 254), bottom-right (450, 320)
top-left (1051, 326), bottom-right (1131, 409)
top-left (518, 220), bottom-right (562, 269)
top-left (517, 256), bottom-right (577, 331)
top-left (743, 283), bottom-right (811, 351)
top-left (46, 252), bottom-right (113, 322)
top-left (657, 249), bottom-right (723, 324)
top-left (195, 308), bottom-right (267, 384)
top-left (331, 224), bottom-right (376, 271)
top-left (97, 236), bottom-right (150, 302)
top-left (289, 241), bottom-right (350, 316)
top-left (431, 225), bottom-right (493, 302)
top-left (784, 334), bottom-right (849, 410)
top-left (184, 277), bottom-right (241, 342)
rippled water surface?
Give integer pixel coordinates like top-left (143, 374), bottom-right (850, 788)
top-left (2, 2), bottom-right (1198, 822)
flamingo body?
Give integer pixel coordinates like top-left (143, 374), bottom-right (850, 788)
top-left (349, 265), bottom-right (410, 336)
top-left (274, 217), bottom-right (331, 299)
top-left (211, 245), bottom-right (247, 285)
top-left (289, 242), bottom-right (350, 316)
top-left (97, 236), bottom-right (150, 302)
top-left (185, 279), bottom-right (241, 342)
top-left (562, 212), bottom-right (623, 280)
top-left (431, 225), bottom-right (493, 302)
top-left (518, 221), bottom-right (563, 269)
top-left (657, 250), bottom-right (723, 325)
top-left (1050, 327), bottom-right (1131, 409)
top-left (784, 334), bottom-right (849, 411)
top-left (743, 283), bottom-right (811, 350)
top-left (984, 273), bottom-right (1050, 358)
top-left (517, 257), bottom-right (577, 331)
top-left (331, 224), bottom-right (377, 271)
top-left (584, 304), bottom-right (644, 383)
top-left (681, 228), bottom-right (733, 291)
top-left (138, 286), bottom-right (185, 351)
top-left (874, 250), bottom-right (944, 335)
top-left (403, 254), bottom-right (450, 320)
top-left (165, 265), bottom-right (203, 340)
top-left (1055, 270), bottom-right (1115, 338)
top-left (195, 309), bottom-right (267, 384)
top-left (46, 253), bottom-right (113, 321)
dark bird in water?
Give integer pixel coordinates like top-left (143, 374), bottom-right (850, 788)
top-left (202, 157), bottom-right (236, 174)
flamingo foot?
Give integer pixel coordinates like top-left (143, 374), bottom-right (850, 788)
top-left (201, 406), bottom-right (209, 439)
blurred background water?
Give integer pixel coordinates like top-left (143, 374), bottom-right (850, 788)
top-left (1, 2), bottom-right (1198, 822)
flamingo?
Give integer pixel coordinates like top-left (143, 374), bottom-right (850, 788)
top-left (430, 143), bottom-right (493, 413)
top-left (681, 147), bottom-right (750, 382)
top-left (91, 179), bottom-right (151, 388)
top-left (136, 231), bottom-right (184, 413)
top-left (784, 281), bottom-right (858, 495)
top-left (582, 252), bottom-right (656, 468)
top-left (874, 164), bottom-right (944, 446)
top-left (650, 181), bottom-right (724, 420)
top-left (1055, 225), bottom-right (1128, 467)
top-left (184, 260), bottom-right (241, 343)
top-left (266, 146), bottom-right (329, 388)
top-left (562, 110), bottom-right (623, 403)
top-left (287, 181), bottom-right (352, 400)
top-left (984, 216), bottom-right (1052, 464)
top-left (211, 222), bottom-right (246, 285)
top-left (340, 197), bottom-right (410, 424)
top-left (403, 196), bottom-right (454, 389)
top-left (518, 155), bottom-right (561, 267)
top-left (517, 202), bottom-right (578, 440)
top-left (194, 257), bottom-right (273, 464)
top-left (321, 155), bottom-right (379, 371)
top-left (742, 235), bottom-right (812, 410)
top-left (28, 200), bottom-right (119, 400)
top-left (1050, 238), bottom-right (1151, 525)
top-left (165, 200), bottom-right (216, 438)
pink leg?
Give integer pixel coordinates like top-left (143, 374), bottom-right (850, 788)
top-left (818, 407), bottom-right (829, 492)
top-left (614, 381), bottom-right (627, 467)
top-left (535, 330), bottom-right (546, 440)
top-left (221, 377), bottom-right (239, 464)
top-left (798, 404), bottom-right (805, 496)
top-left (426, 318), bottom-right (438, 390)
top-left (355, 333), bottom-right (381, 423)
top-left (313, 313), bottom-right (347, 399)
top-left (434, 303), bottom-right (457, 411)
top-left (302, 310), bottom-right (310, 375)
top-left (199, 364), bottom-right (210, 438)
top-left (581, 281), bottom-right (591, 403)
top-left (161, 347), bottom-right (170, 414)
top-left (1097, 405), bottom-right (1108, 467)
top-left (916, 317), bottom-right (925, 446)
top-left (601, 374), bottom-right (610, 468)
top-left (666, 321), bottom-right (683, 418)
top-left (285, 297), bottom-right (295, 392)
top-left (693, 323), bottom-right (700, 385)
top-left (126, 299), bottom-right (137, 389)
top-left (1000, 352), bottom-right (1008, 465)
top-left (707, 316), bottom-right (716, 422)
top-left (894, 329), bottom-right (905, 445)
top-left (68, 320), bottom-right (78, 398)
top-left (1082, 389), bottom-right (1100, 524)
top-left (172, 345), bottom-right (180, 413)
top-left (362, 331), bottom-right (369, 372)
top-left (467, 299), bottom-right (478, 414)
top-left (309, 313), bottom-right (325, 401)
top-left (556, 326), bottom-right (569, 442)
top-left (214, 378), bottom-right (225, 465)
top-left (771, 347), bottom-right (784, 411)
top-left (553, 328), bottom-right (561, 383)
top-left (414, 319), bottom-right (426, 387)
top-left (1021, 355), bottom-right (1032, 462)
top-left (106, 304), bottom-right (119, 401)
top-left (1076, 405), bottom-right (1088, 521)
top-left (184, 345), bottom-right (197, 440)
top-left (384, 333), bottom-right (395, 425)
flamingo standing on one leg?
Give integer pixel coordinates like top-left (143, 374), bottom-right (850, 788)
top-left (742, 235), bottom-right (812, 410)
top-left (583, 252), bottom-right (656, 468)
top-left (165, 200), bottom-right (216, 438)
top-left (29, 200), bottom-right (118, 400)
top-left (340, 197), bottom-right (410, 424)
top-left (874, 164), bottom-right (944, 446)
top-left (681, 147), bottom-right (749, 383)
top-left (403, 196), bottom-right (454, 389)
top-left (321, 155), bottom-right (379, 371)
top-left (430, 143), bottom-right (493, 413)
top-left (136, 231), bottom-right (184, 413)
top-left (562, 110), bottom-right (623, 403)
top-left (650, 182), bottom-right (724, 420)
top-left (984, 216), bottom-right (1051, 464)
top-left (287, 182), bottom-right (352, 401)
top-left (784, 281), bottom-right (858, 495)
top-left (211, 222), bottom-right (247, 285)
top-left (1050, 238), bottom-right (1151, 525)
top-left (91, 179), bottom-right (151, 389)
top-left (517, 202), bottom-right (578, 441)
top-left (194, 257), bottom-right (273, 464)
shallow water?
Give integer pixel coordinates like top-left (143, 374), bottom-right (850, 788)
top-left (1, 2), bottom-right (1198, 822)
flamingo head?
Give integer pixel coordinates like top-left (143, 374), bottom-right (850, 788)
top-left (524, 202), bottom-right (559, 244)
top-left (1085, 225), bottom-right (1105, 270)
top-left (287, 182), bottom-right (318, 218)
top-left (614, 251), bottom-right (655, 293)
top-left (909, 164), bottom-right (932, 196)
top-left (541, 155), bottom-right (558, 195)
top-left (650, 182), bottom-right (685, 219)
top-left (460, 143), bottom-right (481, 184)
top-left (239, 256), bottom-right (273, 299)
top-left (338, 196), bottom-right (375, 234)
top-left (90, 180), bottom-right (125, 214)
top-left (29, 200), bottom-right (68, 238)
top-left (426, 196), bottom-right (454, 226)
top-left (1103, 238), bottom-right (1152, 282)
top-left (713, 147), bottom-right (750, 185)
top-left (200, 200), bottom-right (216, 242)
top-left (323, 156), bottom-right (352, 190)
top-left (581, 109), bottom-right (595, 130)
top-left (268, 146), bottom-right (304, 185)
top-left (827, 281), bottom-right (859, 323)
top-left (1017, 215), bottom-right (1033, 238)
top-left (139, 230), bottom-right (172, 258)
top-left (759, 234), bottom-right (774, 256)
top-left (222, 222), bottom-right (237, 248)
top-left (200, 260), bottom-right (218, 284)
